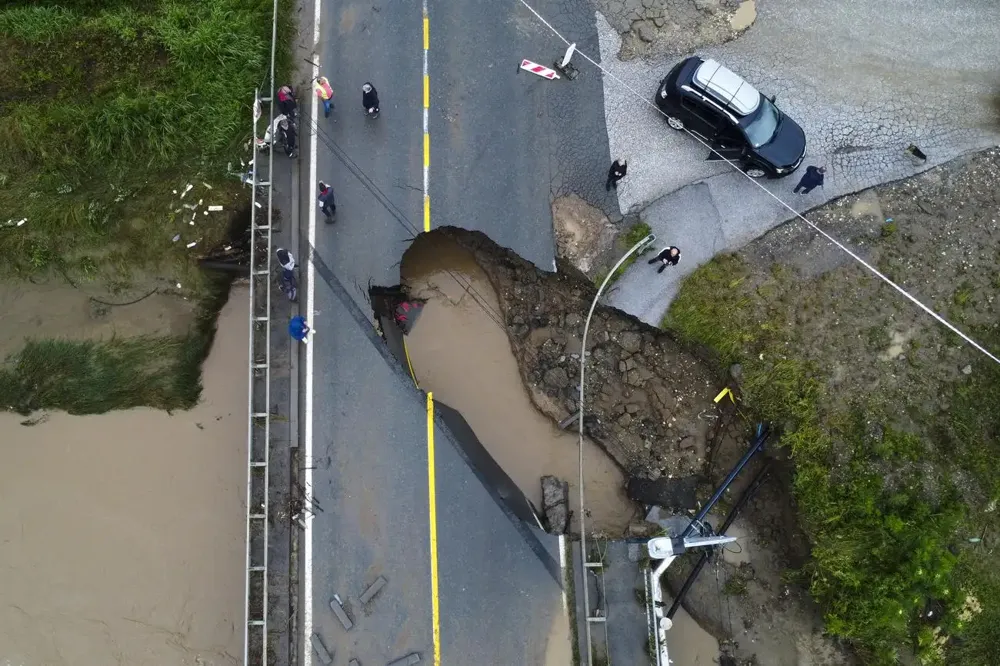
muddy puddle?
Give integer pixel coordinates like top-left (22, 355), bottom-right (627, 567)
top-left (0, 286), bottom-right (248, 665)
top-left (400, 234), bottom-right (634, 534)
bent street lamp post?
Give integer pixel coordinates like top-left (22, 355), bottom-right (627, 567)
top-left (577, 233), bottom-right (655, 666)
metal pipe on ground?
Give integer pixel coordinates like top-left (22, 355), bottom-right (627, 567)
top-left (680, 423), bottom-right (770, 540)
top-left (665, 459), bottom-right (772, 620)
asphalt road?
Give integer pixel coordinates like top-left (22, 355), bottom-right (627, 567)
top-left (429, 0), bottom-right (560, 269)
top-left (597, 0), bottom-right (1000, 323)
top-left (301, 0), bottom-right (574, 663)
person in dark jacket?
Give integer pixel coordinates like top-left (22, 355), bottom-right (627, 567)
top-left (793, 165), bottom-right (825, 194)
top-left (362, 82), bottom-right (380, 116)
top-left (317, 181), bottom-right (336, 221)
top-left (648, 246), bottom-right (681, 274)
top-left (278, 117), bottom-right (297, 157)
top-left (606, 158), bottom-right (627, 191)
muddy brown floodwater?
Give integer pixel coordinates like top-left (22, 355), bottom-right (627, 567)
top-left (401, 234), bottom-right (635, 535)
top-left (0, 286), bottom-right (248, 666)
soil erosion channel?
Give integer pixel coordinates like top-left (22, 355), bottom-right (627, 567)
top-left (0, 287), bottom-right (248, 665)
top-left (401, 234), bottom-right (633, 534)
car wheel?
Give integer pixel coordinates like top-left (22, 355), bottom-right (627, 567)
top-left (666, 116), bottom-right (684, 131)
top-left (745, 166), bottom-right (766, 178)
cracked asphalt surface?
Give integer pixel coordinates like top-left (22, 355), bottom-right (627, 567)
top-left (597, 0), bottom-right (1000, 324)
top-left (301, 0), bottom-right (606, 662)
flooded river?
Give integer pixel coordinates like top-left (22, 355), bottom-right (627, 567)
top-left (0, 286), bottom-right (248, 665)
top-left (401, 234), bottom-right (635, 535)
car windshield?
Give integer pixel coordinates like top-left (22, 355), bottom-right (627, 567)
top-left (742, 98), bottom-right (780, 148)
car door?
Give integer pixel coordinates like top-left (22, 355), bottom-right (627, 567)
top-left (679, 96), bottom-right (718, 140)
top-left (706, 120), bottom-right (747, 162)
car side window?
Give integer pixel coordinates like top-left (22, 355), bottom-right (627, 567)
top-left (682, 97), bottom-right (716, 126)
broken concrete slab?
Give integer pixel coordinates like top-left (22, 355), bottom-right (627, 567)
top-left (387, 653), bottom-right (421, 666)
top-left (359, 576), bottom-right (387, 605)
top-left (311, 633), bottom-right (334, 665)
top-left (329, 596), bottom-right (354, 631)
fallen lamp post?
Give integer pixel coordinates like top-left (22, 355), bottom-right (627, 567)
top-left (646, 423), bottom-right (771, 666)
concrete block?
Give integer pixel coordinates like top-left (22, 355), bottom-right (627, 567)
top-left (329, 597), bottom-right (354, 631)
top-left (310, 633), bottom-right (333, 665)
top-left (387, 653), bottom-right (421, 666)
top-left (349, 660), bottom-right (361, 666)
top-left (359, 576), bottom-right (387, 604)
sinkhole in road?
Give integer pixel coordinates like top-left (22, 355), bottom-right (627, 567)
top-left (397, 232), bottom-right (634, 535)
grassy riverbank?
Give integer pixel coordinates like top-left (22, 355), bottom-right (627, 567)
top-left (663, 150), bottom-right (1000, 664)
top-left (0, 0), bottom-right (291, 412)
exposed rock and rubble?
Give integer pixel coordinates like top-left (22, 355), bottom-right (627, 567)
top-left (595, 0), bottom-right (757, 60)
top-left (437, 226), bottom-right (724, 481)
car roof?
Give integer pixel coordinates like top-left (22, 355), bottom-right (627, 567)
top-left (692, 59), bottom-right (760, 116)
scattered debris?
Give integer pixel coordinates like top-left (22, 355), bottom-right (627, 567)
top-left (172, 234), bottom-right (181, 242)
top-left (186, 241), bottom-right (198, 249)
top-left (359, 576), bottom-right (387, 605)
top-left (208, 205), bottom-right (224, 212)
top-left (311, 634), bottom-right (334, 665)
top-left (329, 595), bottom-right (354, 631)
top-left (180, 183), bottom-right (194, 198)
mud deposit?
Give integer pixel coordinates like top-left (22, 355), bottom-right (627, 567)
top-left (401, 234), bottom-right (635, 534)
top-left (0, 286), bottom-right (248, 665)
top-left (0, 279), bottom-right (196, 360)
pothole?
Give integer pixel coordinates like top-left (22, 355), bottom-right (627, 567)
top-left (399, 232), bottom-right (635, 534)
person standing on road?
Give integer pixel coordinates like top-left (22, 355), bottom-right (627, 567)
top-left (289, 315), bottom-right (312, 343)
top-left (793, 165), bottom-right (825, 195)
top-left (648, 246), bottom-right (681, 274)
top-left (277, 85), bottom-right (297, 118)
top-left (317, 181), bottom-right (336, 222)
top-left (314, 76), bottom-right (334, 118)
top-left (362, 82), bottom-right (380, 117)
top-left (606, 158), bottom-right (627, 191)
top-left (276, 248), bottom-right (297, 301)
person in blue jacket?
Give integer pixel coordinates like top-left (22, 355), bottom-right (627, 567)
top-left (289, 315), bottom-right (311, 343)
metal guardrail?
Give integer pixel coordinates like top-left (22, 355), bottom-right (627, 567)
top-left (244, 82), bottom-right (276, 666)
top-left (245, 0), bottom-right (280, 657)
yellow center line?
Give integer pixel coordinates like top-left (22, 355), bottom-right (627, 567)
top-left (423, 195), bottom-right (431, 233)
top-left (423, 16), bottom-right (430, 50)
top-left (426, 392), bottom-right (441, 665)
top-left (423, 74), bottom-right (430, 110)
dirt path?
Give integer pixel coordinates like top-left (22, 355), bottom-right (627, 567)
top-left (400, 235), bottom-right (636, 535)
top-left (0, 286), bottom-right (248, 666)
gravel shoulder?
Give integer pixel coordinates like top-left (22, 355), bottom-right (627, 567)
top-left (598, 0), bottom-right (1000, 325)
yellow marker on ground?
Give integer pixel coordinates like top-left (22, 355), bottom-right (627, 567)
top-left (714, 387), bottom-right (735, 404)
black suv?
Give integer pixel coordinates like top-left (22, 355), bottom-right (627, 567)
top-left (654, 56), bottom-right (806, 178)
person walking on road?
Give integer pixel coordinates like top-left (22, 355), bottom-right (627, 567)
top-left (648, 246), bottom-right (681, 274)
top-left (289, 315), bottom-right (312, 343)
top-left (276, 248), bottom-right (297, 301)
top-left (793, 165), bottom-right (825, 195)
top-left (606, 158), bottom-right (627, 191)
top-left (317, 181), bottom-right (336, 223)
top-left (362, 82), bottom-right (380, 117)
top-left (314, 76), bottom-right (334, 118)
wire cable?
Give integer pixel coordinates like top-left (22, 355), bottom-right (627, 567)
top-left (298, 113), bottom-right (510, 332)
top-left (516, 0), bottom-right (1000, 366)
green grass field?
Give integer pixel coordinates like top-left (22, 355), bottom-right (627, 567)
top-left (0, 0), bottom-right (290, 413)
top-left (0, 0), bottom-right (290, 287)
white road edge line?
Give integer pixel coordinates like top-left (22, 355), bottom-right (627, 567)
top-left (422, 0), bottom-right (429, 227)
top-left (303, 0), bottom-right (321, 663)
top-left (558, 534), bottom-right (568, 613)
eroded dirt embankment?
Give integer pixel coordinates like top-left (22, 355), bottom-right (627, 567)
top-left (433, 227), bottom-right (724, 482)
